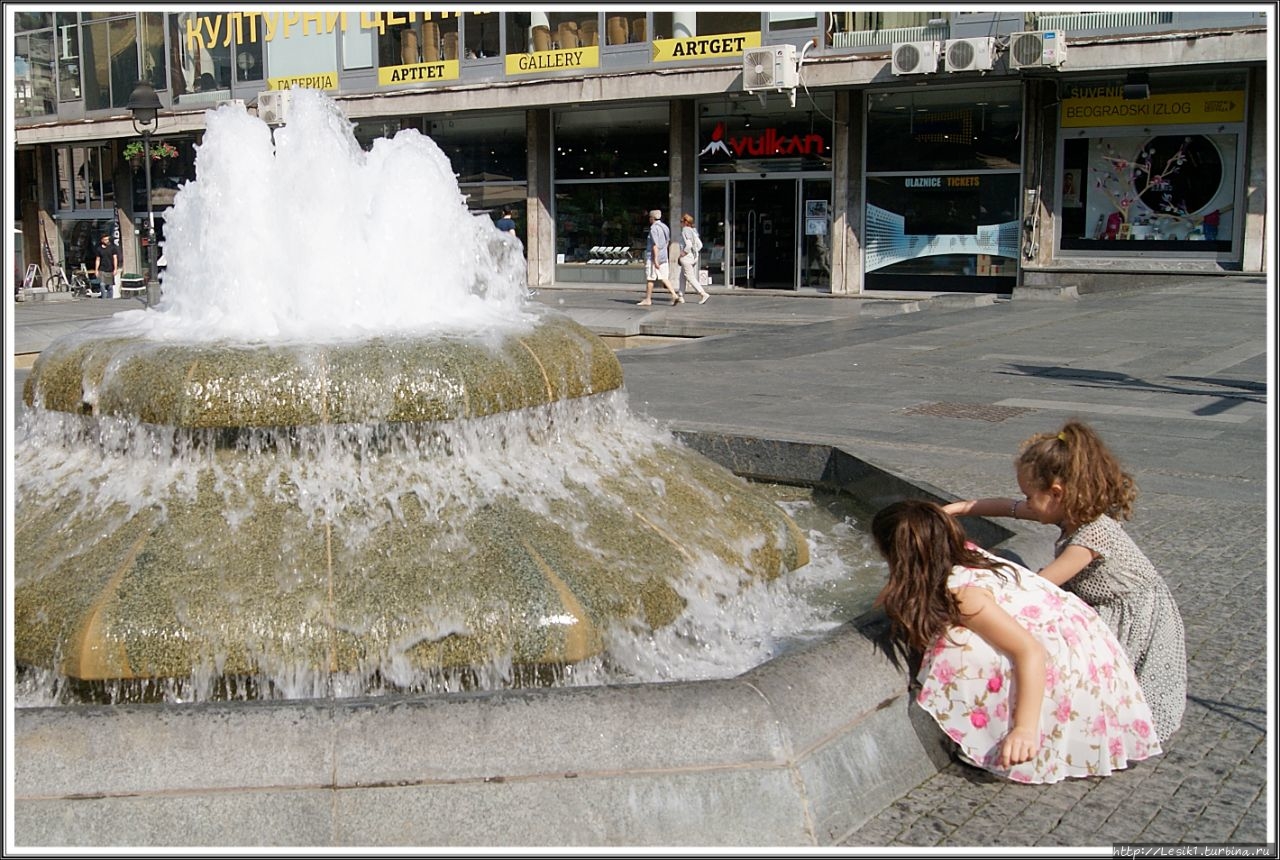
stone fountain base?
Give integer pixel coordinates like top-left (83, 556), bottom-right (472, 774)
top-left (13, 437), bottom-right (1043, 847)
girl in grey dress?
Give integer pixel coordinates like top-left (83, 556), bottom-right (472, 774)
top-left (943, 420), bottom-right (1187, 743)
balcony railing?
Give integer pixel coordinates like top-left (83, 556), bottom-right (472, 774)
top-left (831, 24), bottom-right (949, 49)
top-left (1033, 12), bottom-right (1174, 32)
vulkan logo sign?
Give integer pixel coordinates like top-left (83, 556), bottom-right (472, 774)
top-left (699, 122), bottom-right (827, 158)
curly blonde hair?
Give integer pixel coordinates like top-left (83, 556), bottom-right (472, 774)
top-left (1016, 420), bottom-right (1137, 525)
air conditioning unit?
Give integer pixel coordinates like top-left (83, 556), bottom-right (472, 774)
top-left (257, 90), bottom-right (291, 124)
top-left (944, 37), bottom-right (996, 73)
top-left (1008, 30), bottom-right (1067, 69)
top-left (215, 98), bottom-right (246, 111)
top-left (742, 44), bottom-right (799, 92)
top-left (891, 41), bottom-right (939, 76)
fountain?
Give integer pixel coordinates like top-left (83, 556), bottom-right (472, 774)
top-left (15, 90), bottom-right (810, 700)
top-left (13, 91), bottom-right (962, 848)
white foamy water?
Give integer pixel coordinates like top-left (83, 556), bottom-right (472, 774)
top-left (102, 87), bottom-right (533, 343)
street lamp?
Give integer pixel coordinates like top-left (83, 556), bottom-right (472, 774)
top-left (126, 80), bottom-right (163, 296)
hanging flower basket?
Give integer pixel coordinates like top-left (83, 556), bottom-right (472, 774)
top-left (123, 140), bottom-right (179, 170)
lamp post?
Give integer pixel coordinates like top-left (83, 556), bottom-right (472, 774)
top-left (126, 80), bottom-right (163, 298)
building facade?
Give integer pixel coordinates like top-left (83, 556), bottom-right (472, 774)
top-left (12, 9), bottom-right (1269, 295)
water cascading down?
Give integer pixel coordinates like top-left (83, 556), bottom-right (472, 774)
top-left (15, 89), bottom-right (808, 701)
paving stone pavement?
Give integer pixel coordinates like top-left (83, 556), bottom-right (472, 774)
top-left (9, 277), bottom-right (1272, 849)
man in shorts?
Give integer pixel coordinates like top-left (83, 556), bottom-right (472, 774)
top-left (637, 209), bottom-right (681, 306)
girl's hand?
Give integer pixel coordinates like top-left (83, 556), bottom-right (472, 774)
top-left (941, 500), bottom-right (971, 516)
top-left (1001, 726), bottom-right (1039, 767)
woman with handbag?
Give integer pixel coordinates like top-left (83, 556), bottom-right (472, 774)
top-left (677, 213), bottom-right (710, 304)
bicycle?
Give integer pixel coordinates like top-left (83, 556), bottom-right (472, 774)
top-left (44, 263), bottom-right (94, 297)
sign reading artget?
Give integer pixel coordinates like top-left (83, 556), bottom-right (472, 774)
top-left (506, 46), bottom-right (600, 75)
top-left (1061, 90), bottom-right (1246, 127)
top-left (652, 31), bottom-right (761, 62)
top-left (379, 61), bottom-right (460, 85)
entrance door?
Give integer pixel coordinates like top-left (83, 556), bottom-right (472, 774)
top-left (731, 179), bottom-right (796, 289)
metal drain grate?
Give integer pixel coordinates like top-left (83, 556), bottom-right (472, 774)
top-left (903, 401), bottom-right (1034, 422)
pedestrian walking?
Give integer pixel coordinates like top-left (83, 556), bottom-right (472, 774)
top-left (637, 209), bottom-right (680, 306)
top-left (872, 499), bottom-right (1162, 783)
top-left (943, 419), bottom-right (1187, 743)
top-left (677, 213), bottom-right (709, 303)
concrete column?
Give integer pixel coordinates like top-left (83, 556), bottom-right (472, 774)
top-left (830, 91), bottom-right (862, 295)
top-left (1025, 79), bottom-right (1058, 271)
top-left (669, 99), bottom-right (697, 226)
top-left (526, 108), bottom-right (555, 287)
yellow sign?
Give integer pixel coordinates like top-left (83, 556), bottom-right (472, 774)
top-left (379, 60), bottom-right (460, 86)
top-left (652, 31), bottom-right (760, 62)
top-left (1061, 91), bottom-right (1246, 127)
top-left (506, 46), bottom-right (599, 75)
top-left (267, 72), bottom-right (338, 91)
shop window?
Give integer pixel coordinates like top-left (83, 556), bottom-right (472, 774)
top-left (555, 104), bottom-right (668, 179)
top-left (15, 12), bottom-right (52, 31)
top-left (649, 11), bottom-right (762, 41)
top-left (506, 12), bottom-right (599, 53)
top-left (139, 12), bottom-right (166, 91)
top-left (57, 218), bottom-right (120, 274)
top-left (554, 182), bottom-right (669, 264)
top-left (56, 13), bottom-right (82, 102)
top-left (867, 87), bottom-right (1021, 173)
top-left (767, 11), bottom-right (820, 32)
top-left (80, 15), bottom-right (140, 110)
top-left (553, 104), bottom-right (669, 265)
top-left (54, 145), bottom-right (115, 213)
top-left (603, 12), bottom-right (652, 45)
top-left (171, 12), bottom-right (265, 100)
top-left (428, 112), bottom-right (527, 183)
top-left (266, 18), bottom-right (339, 86)
top-left (377, 13), bottom-right (459, 65)
top-left (463, 12), bottom-right (500, 59)
top-left (1061, 132), bottom-right (1237, 251)
top-left (14, 30), bottom-right (56, 117)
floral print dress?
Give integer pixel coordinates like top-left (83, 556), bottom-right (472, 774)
top-left (915, 556), bottom-right (1162, 783)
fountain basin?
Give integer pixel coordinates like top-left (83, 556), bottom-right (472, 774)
top-left (16, 315), bottom-right (808, 690)
top-left (13, 437), bottom-right (1037, 847)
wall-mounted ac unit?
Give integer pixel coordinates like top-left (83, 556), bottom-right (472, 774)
top-left (944, 37), bottom-right (996, 72)
top-left (215, 98), bottom-right (246, 111)
top-left (257, 90), bottom-right (291, 124)
top-left (1008, 30), bottom-right (1067, 69)
top-left (742, 44), bottom-right (799, 92)
top-left (891, 41), bottom-right (939, 75)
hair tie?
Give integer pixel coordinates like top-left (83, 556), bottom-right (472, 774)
top-left (1057, 432), bottom-right (1068, 443)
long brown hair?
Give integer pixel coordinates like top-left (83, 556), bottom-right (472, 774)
top-left (1016, 419), bottom-right (1137, 527)
top-left (872, 499), bottom-right (1013, 653)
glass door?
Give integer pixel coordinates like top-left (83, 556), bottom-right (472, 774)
top-left (800, 179), bottom-right (831, 290)
top-left (700, 180), bottom-right (729, 286)
top-left (732, 179), bottom-right (796, 289)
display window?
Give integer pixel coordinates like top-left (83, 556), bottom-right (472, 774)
top-left (1056, 73), bottom-right (1246, 256)
top-left (553, 104), bottom-right (668, 267)
top-left (170, 11), bottom-right (263, 102)
top-left (864, 86), bottom-right (1021, 290)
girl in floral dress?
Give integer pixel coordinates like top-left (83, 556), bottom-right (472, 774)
top-left (872, 499), bottom-right (1161, 783)
top-left (943, 420), bottom-right (1186, 743)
